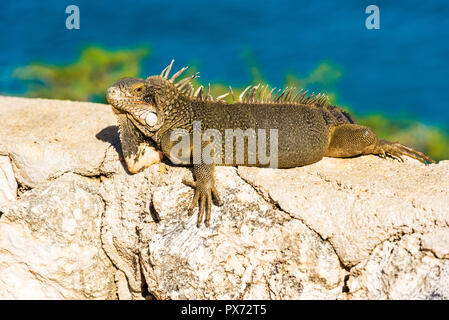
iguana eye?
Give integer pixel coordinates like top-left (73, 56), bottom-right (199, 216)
top-left (133, 84), bottom-right (144, 94)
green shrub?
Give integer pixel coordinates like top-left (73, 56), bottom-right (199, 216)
top-left (14, 46), bottom-right (149, 102)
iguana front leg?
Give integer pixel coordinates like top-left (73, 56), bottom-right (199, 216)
top-left (182, 163), bottom-right (223, 227)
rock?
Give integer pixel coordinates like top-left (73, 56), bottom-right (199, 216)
top-left (237, 157), bottom-right (449, 267)
top-left (346, 233), bottom-right (449, 299)
top-left (0, 173), bottom-right (116, 299)
top-left (0, 96), bottom-right (448, 300)
top-left (0, 96), bottom-right (116, 188)
top-left (0, 155), bottom-right (17, 206)
top-left (102, 165), bottom-right (345, 299)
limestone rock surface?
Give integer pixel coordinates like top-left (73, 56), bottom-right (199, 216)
top-left (0, 96), bottom-right (448, 300)
top-left (0, 155), bottom-right (17, 206)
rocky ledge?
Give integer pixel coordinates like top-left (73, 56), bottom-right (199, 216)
top-left (0, 96), bottom-right (448, 299)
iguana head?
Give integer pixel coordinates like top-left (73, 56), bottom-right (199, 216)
top-left (106, 60), bottom-right (197, 133)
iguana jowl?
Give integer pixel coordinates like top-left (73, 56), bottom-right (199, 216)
top-left (106, 60), bottom-right (435, 227)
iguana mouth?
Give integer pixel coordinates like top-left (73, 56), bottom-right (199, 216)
top-left (106, 86), bottom-right (148, 108)
top-left (107, 85), bottom-right (158, 121)
top-left (107, 98), bottom-right (147, 108)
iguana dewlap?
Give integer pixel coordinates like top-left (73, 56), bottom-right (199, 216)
top-left (106, 60), bottom-right (434, 227)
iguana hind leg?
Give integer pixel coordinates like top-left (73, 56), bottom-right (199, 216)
top-left (325, 124), bottom-right (435, 164)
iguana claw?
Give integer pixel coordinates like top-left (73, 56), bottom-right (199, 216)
top-left (375, 140), bottom-right (435, 164)
top-left (182, 177), bottom-right (222, 227)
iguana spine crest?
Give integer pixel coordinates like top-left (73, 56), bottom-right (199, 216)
top-left (160, 59), bottom-right (329, 107)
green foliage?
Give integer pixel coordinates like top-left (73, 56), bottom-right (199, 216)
top-left (14, 46), bottom-right (150, 102)
top-left (358, 114), bottom-right (449, 161)
top-left (240, 49), bottom-right (266, 84)
top-left (285, 61), bottom-right (342, 89)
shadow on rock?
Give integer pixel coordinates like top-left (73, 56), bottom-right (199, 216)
top-left (96, 125), bottom-right (132, 174)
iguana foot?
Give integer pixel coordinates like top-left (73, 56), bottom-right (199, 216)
top-left (374, 140), bottom-right (435, 164)
top-left (182, 177), bottom-right (222, 227)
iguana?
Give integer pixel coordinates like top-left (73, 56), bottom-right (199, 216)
top-left (106, 60), bottom-right (435, 227)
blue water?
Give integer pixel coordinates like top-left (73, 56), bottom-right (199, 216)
top-left (1, 0), bottom-right (448, 127)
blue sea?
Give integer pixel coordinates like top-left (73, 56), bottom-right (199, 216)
top-left (1, 0), bottom-right (448, 127)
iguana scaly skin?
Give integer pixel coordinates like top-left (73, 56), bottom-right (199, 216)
top-left (106, 60), bottom-right (435, 227)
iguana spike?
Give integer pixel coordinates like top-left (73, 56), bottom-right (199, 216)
top-left (194, 85), bottom-right (203, 98)
top-left (276, 87), bottom-right (288, 103)
top-left (177, 80), bottom-right (190, 91)
top-left (246, 86), bottom-right (252, 103)
top-left (216, 92), bottom-right (230, 102)
top-left (254, 84), bottom-right (264, 103)
top-left (280, 88), bottom-right (289, 102)
top-left (298, 90), bottom-right (309, 103)
top-left (312, 93), bottom-right (322, 104)
top-left (179, 82), bottom-right (192, 96)
top-left (195, 85), bottom-right (204, 100)
top-left (160, 66), bottom-right (169, 78)
top-left (188, 85), bottom-right (195, 97)
top-left (272, 89), bottom-right (282, 103)
top-left (239, 85), bottom-right (252, 102)
top-left (229, 86), bottom-right (236, 102)
top-left (244, 88), bottom-right (250, 103)
top-left (253, 85), bottom-right (263, 103)
top-left (207, 83), bottom-right (213, 101)
top-left (250, 85), bottom-right (258, 103)
top-left (244, 90), bottom-right (249, 103)
top-left (244, 86), bottom-right (252, 103)
top-left (321, 96), bottom-right (329, 107)
top-left (281, 87), bottom-right (289, 102)
top-left (298, 90), bottom-right (307, 103)
top-left (304, 92), bottom-right (315, 104)
top-left (163, 60), bottom-right (174, 79)
top-left (175, 72), bottom-right (200, 89)
top-left (284, 87), bottom-right (295, 103)
top-left (169, 66), bottom-right (188, 83)
top-left (267, 88), bottom-right (276, 102)
top-left (302, 94), bottom-right (312, 104)
top-left (292, 89), bottom-right (304, 103)
top-left (308, 93), bottom-right (317, 103)
top-left (260, 85), bottom-right (267, 103)
top-left (290, 89), bottom-right (297, 102)
top-left (249, 85), bottom-right (260, 103)
top-left (318, 95), bottom-right (329, 106)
